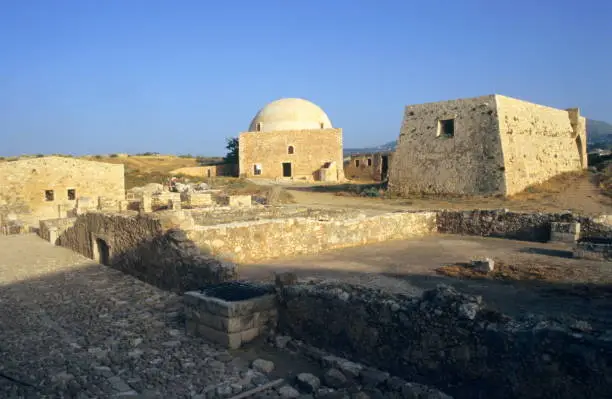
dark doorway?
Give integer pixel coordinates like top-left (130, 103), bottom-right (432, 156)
top-left (282, 162), bottom-right (292, 177)
top-left (576, 136), bottom-right (584, 168)
top-left (96, 238), bottom-right (110, 266)
top-left (381, 156), bottom-right (389, 180)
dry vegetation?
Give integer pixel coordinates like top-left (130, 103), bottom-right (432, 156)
top-left (436, 260), bottom-right (612, 299)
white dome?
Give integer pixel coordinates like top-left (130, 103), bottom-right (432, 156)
top-left (248, 98), bottom-right (333, 132)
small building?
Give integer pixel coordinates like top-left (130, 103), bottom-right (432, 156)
top-left (389, 94), bottom-right (587, 196)
top-left (345, 151), bottom-right (393, 181)
top-left (238, 98), bottom-right (344, 181)
top-left (0, 156), bottom-right (125, 229)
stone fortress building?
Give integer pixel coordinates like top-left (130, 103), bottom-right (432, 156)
top-left (0, 156), bottom-right (125, 231)
top-left (389, 94), bottom-right (587, 196)
top-left (238, 98), bottom-right (344, 182)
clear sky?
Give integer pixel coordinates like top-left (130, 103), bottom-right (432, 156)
top-left (1, 0), bottom-right (610, 157)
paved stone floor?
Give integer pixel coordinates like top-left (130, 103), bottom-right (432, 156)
top-left (0, 234), bottom-right (250, 398)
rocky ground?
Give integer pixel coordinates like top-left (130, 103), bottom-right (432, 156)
top-left (0, 234), bottom-right (451, 399)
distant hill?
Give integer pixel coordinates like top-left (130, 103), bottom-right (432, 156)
top-left (344, 119), bottom-right (612, 156)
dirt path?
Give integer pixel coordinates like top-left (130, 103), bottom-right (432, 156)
top-left (262, 172), bottom-right (612, 216)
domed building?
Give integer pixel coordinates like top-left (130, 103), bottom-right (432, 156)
top-left (238, 98), bottom-right (344, 181)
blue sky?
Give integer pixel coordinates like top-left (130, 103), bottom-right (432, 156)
top-left (1, 0), bottom-right (610, 157)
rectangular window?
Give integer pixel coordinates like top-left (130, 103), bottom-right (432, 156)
top-left (45, 190), bottom-right (54, 201)
top-left (367, 158), bottom-right (372, 166)
top-left (438, 119), bottom-right (455, 138)
top-left (355, 160), bottom-right (360, 167)
top-left (253, 164), bottom-right (262, 176)
top-left (67, 189), bottom-right (76, 200)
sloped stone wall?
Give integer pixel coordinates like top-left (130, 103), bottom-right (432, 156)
top-left (277, 283), bottom-right (612, 399)
top-left (56, 213), bottom-right (235, 292)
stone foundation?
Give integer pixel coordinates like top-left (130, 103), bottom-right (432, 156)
top-left (276, 282), bottom-right (612, 399)
top-left (550, 221), bottom-right (580, 243)
top-left (573, 238), bottom-right (612, 261)
top-left (184, 282), bottom-right (277, 349)
top-left (188, 211), bottom-right (437, 262)
top-left (437, 209), bottom-right (612, 242)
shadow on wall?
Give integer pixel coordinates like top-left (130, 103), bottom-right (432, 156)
top-left (55, 213), bottom-right (236, 293)
top-left (274, 276), bottom-right (612, 399)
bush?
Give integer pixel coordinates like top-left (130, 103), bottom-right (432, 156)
top-left (35, 154), bottom-right (44, 158)
top-left (109, 153), bottom-right (119, 158)
top-left (360, 187), bottom-right (381, 197)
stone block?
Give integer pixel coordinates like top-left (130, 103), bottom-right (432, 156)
top-left (183, 192), bottom-right (212, 208)
top-left (573, 239), bottom-right (612, 261)
top-left (229, 195), bottom-right (252, 208)
top-left (184, 287), bottom-right (277, 349)
top-left (470, 258), bottom-right (495, 272)
top-left (550, 222), bottom-right (580, 243)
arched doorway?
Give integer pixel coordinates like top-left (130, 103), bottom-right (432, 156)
top-left (94, 237), bottom-right (110, 265)
top-left (576, 136), bottom-right (585, 168)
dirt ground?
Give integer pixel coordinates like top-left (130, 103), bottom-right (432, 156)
top-left (258, 171), bottom-right (612, 216)
top-left (241, 235), bottom-right (612, 329)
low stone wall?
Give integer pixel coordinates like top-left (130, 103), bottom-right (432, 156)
top-left (437, 209), bottom-right (612, 242)
top-left (56, 213), bottom-right (236, 292)
top-left (277, 283), bottom-right (612, 399)
top-left (39, 217), bottom-right (78, 243)
top-left (187, 211), bottom-right (437, 262)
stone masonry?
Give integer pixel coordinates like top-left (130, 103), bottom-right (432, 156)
top-left (389, 95), bottom-right (587, 196)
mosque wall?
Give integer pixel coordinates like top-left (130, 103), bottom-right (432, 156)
top-left (238, 128), bottom-right (344, 181)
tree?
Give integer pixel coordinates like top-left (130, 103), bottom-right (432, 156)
top-left (224, 137), bottom-right (239, 164)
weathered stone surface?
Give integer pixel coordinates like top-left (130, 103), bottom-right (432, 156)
top-left (54, 213), bottom-right (236, 293)
top-left (470, 257), bottom-right (494, 272)
top-left (275, 335), bottom-right (292, 349)
top-left (389, 95), bottom-right (586, 197)
top-left (359, 368), bottom-right (389, 388)
top-left (278, 385), bottom-right (301, 398)
top-left (323, 368), bottom-right (348, 389)
top-left (550, 222), bottom-right (581, 243)
top-left (277, 282), bottom-right (612, 399)
top-left (437, 209), bottom-right (612, 242)
top-left (252, 359), bottom-right (275, 374)
top-left (188, 211), bottom-right (437, 262)
top-left (295, 373), bottom-right (321, 393)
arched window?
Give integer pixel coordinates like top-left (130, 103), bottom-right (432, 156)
top-left (367, 158), bottom-right (372, 167)
top-left (288, 146), bottom-right (294, 155)
top-left (255, 122), bottom-right (262, 132)
top-left (320, 122), bottom-right (325, 129)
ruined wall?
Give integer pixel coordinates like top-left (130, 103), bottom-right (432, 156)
top-left (170, 164), bottom-right (238, 178)
top-left (56, 212), bottom-right (235, 292)
top-left (344, 152), bottom-right (392, 181)
top-left (277, 283), bottom-right (612, 399)
top-left (0, 157), bottom-right (125, 225)
top-left (39, 217), bottom-right (78, 243)
top-left (238, 129), bottom-right (344, 181)
top-left (437, 209), bottom-right (612, 241)
top-left (496, 95), bottom-right (586, 195)
top-left (389, 95), bottom-right (506, 196)
top-left (187, 211), bottom-right (437, 262)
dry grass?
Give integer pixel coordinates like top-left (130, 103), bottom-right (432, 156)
top-left (81, 155), bottom-right (207, 174)
top-left (509, 171), bottom-right (588, 199)
top-left (596, 162), bottom-right (612, 197)
top-left (207, 178), bottom-right (295, 204)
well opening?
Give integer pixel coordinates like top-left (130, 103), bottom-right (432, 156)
top-left (201, 281), bottom-right (272, 302)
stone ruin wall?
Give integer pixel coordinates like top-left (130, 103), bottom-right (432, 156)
top-left (437, 209), bottom-right (612, 242)
top-left (0, 156), bottom-right (125, 226)
top-left (496, 95), bottom-right (587, 195)
top-left (238, 128), bottom-right (345, 181)
top-left (187, 211), bottom-right (438, 263)
top-left (389, 95), bottom-right (506, 196)
top-left (170, 164), bottom-right (238, 178)
top-left (54, 212), bottom-right (235, 292)
top-left (344, 152), bottom-right (393, 181)
top-left (277, 282), bottom-right (612, 399)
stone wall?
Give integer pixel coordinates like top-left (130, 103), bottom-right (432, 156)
top-left (344, 152), bottom-right (393, 181)
top-left (496, 95), bottom-right (586, 195)
top-left (39, 217), bottom-right (78, 243)
top-left (0, 156), bottom-right (124, 226)
top-left (436, 209), bottom-right (612, 242)
top-left (187, 211), bottom-right (437, 262)
top-left (170, 164), bottom-right (238, 178)
top-left (277, 283), bottom-right (612, 399)
top-left (238, 129), bottom-right (344, 181)
top-left (389, 95), bottom-right (586, 196)
top-left (389, 95), bottom-right (506, 195)
top-left (56, 212), bottom-right (235, 292)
